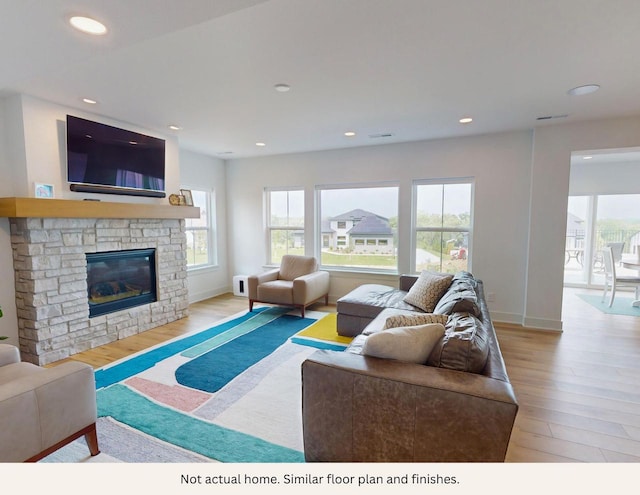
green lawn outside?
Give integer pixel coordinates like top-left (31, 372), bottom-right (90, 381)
top-left (320, 251), bottom-right (396, 269)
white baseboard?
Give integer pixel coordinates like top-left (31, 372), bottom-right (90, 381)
top-left (188, 285), bottom-right (230, 304)
top-left (491, 310), bottom-right (563, 332)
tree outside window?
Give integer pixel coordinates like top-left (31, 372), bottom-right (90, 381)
top-left (267, 189), bottom-right (304, 265)
top-left (414, 180), bottom-right (473, 273)
top-left (185, 189), bottom-right (215, 268)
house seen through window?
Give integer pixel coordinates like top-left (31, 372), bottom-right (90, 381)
top-left (318, 185), bottom-right (399, 271)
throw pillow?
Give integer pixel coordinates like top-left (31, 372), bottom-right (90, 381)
top-left (403, 270), bottom-right (453, 313)
top-left (362, 323), bottom-right (446, 364)
top-left (433, 278), bottom-right (481, 316)
top-left (427, 312), bottom-right (489, 373)
top-left (383, 313), bottom-right (448, 329)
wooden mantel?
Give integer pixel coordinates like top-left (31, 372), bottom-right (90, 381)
top-left (0, 197), bottom-right (200, 219)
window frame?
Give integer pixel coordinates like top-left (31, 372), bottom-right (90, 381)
top-left (265, 187), bottom-right (305, 266)
top-left (184, 187), bottom-right (217, 270)
top-left (411, 177), bottom-right (475, 273)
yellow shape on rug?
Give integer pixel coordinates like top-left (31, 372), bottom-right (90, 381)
top-left (295, 313), bottom-right (352, 345)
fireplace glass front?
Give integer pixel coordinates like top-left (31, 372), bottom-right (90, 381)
top-left (86, 248), bottom-right (157, 317)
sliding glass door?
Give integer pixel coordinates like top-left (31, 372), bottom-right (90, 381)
top-left (564, 194), bottom-right (640, 287)
top-left (564, 196), bottom-right (590, 285)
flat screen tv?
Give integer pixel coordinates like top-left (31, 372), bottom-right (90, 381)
top-left (66, 115), bottom-right (166, 198)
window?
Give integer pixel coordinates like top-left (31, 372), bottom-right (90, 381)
top-left (413, 179), bottom-right (473, 273)
top-left (318, 184), bottom-right (398, 271)
top-left (267, 188), bottom-right (304, 265)
top-left (185, 189), bottom-right (216, 268)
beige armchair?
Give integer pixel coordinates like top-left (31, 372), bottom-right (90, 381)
top-left (0, 344), bottom-right (99, 462)
top-left (248, 255), bottom-right (330, 317)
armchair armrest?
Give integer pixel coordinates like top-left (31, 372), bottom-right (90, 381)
top-left (293, 271), bottom-right (330, 306)
top-left (247, 268), bottom-right (280, 299)
top-left (0, 344), bottom-right (20, 367)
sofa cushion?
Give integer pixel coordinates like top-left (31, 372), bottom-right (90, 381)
top-left (383, 313), bottom-right (448, 329)
top-left (362, 323), bottom-right (446, 364)
top-left (427, 312), bottom-right (489, 373)
top-left (337, 284), bottom-right (418, 319)
top-left (433, 277), bottom-right (481, 316)
top-left (403, 270), bottom-right (453, 313)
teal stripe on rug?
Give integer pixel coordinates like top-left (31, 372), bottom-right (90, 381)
top-left (175, 314), bottom-right (315, 393)
top-left (97, 384), bottom-right (304, 463)
top-left (289, 337), bottom-right (347, 351)
top-left (181, 306), bottom-right (292, 358)
top-left (94, 307), bottom-right (272, 389)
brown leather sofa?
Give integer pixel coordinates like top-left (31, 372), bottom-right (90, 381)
top-left (301, 272), bottom-right (518, 462)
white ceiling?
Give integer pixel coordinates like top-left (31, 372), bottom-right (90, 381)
top-left (3, 0), bottom-right (640, 159)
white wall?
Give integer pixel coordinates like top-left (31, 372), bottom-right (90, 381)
top-left (180, 149), bottom-right (231, 302)
top-left (226, 130), bottom-right (534, 326)
top-left (570, 159), bottom-right (640, 196)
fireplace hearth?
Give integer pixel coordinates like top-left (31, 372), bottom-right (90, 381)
top-left (87, 248), bottom-right (157, 317)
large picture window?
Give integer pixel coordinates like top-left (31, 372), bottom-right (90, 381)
top-left (318, 184), bottom-right (399, 271)
top-left (413, 179), bottom-right (473, 273)
top-left (185, 189), bottom-right (216, 268)
top-left (267, 188), bottom-right (304, 265)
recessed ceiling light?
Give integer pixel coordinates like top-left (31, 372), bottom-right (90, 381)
top-left (344, 131), bottom-right (356, 137)
top-left (69, 16), bottom-right (108, 35)
top-left (583, 156), bottom-right (593, 160)
top-left (459, 117), bottom-right (473, 124)
top-left (168, 125), bottom-right (181, 131)
top-left (274, 84), bottom-right (291, 93)
top-left (82, 98), bottom-right (97, 104)
top-left (567, 84), bottom-right (600, 96)
top-left (256, 142), bottom-right (266, 147)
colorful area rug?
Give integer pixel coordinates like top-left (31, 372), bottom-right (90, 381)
top-left (577, 293), bottom-right (640, 316)
top-left (44, 307), bottom-right (349, 463)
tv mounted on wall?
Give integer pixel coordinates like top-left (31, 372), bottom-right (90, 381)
top-left (66, 115), bottom-right (166, 198)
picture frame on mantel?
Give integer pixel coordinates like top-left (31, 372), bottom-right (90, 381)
top-left (180, 189), bottom-right (194, 206)
top-left (34, 183), bottom-right (54, 198)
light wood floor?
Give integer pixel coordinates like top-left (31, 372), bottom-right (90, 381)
top-left (53, 288), bottom-right (640, 463)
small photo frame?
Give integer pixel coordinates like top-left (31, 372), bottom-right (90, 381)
top-left (35, 183), bottom-right (55, 198)
top-left (180, 189), bottom-right (194, 206)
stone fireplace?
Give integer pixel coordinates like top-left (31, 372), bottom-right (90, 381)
top-left (3, 198), bottom-right (199, 365)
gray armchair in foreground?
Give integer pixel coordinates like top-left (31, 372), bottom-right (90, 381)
top-left (0, 344), bottom-right (99, 462)
top-left (248, 255), bottom-right (330, 317)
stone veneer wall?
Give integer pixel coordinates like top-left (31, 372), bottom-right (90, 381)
top-left (9, 217), bottom-right (189, 365)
